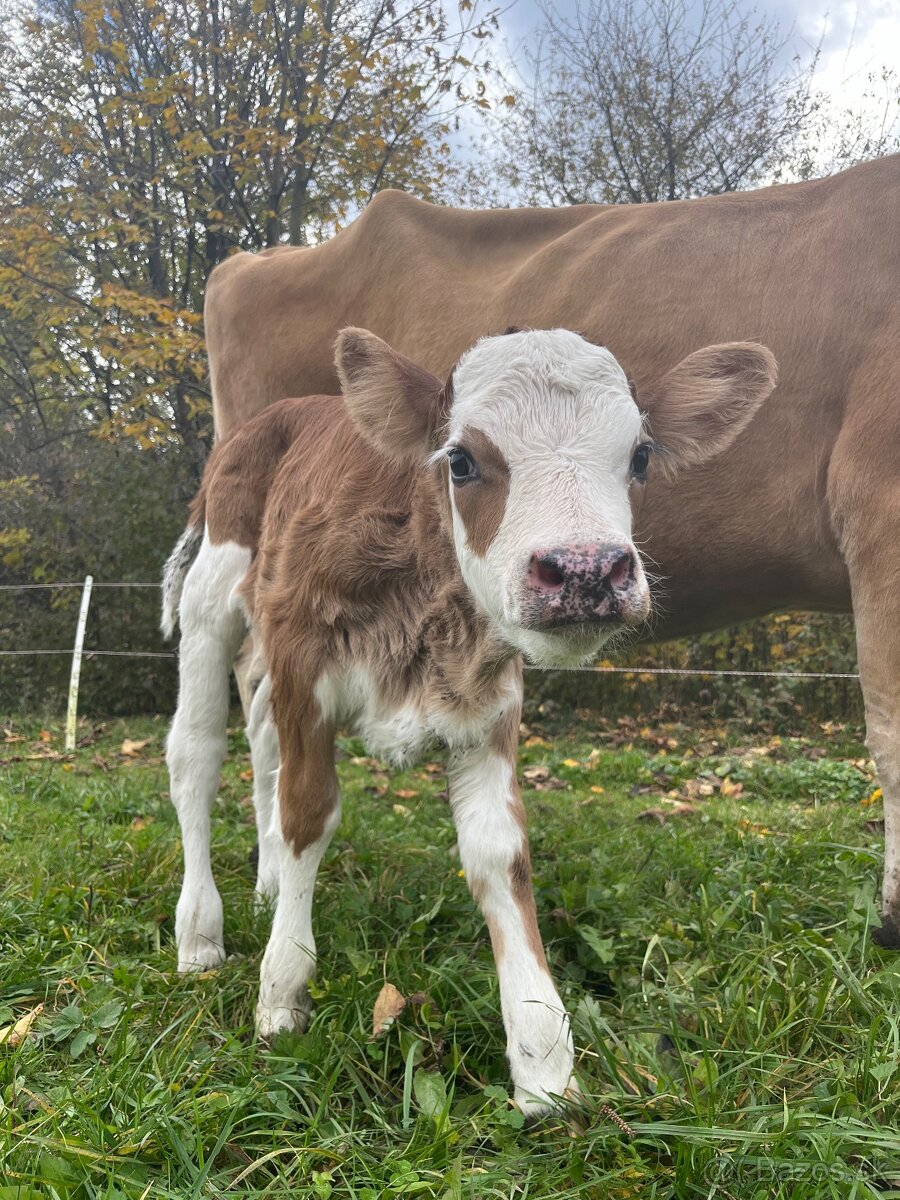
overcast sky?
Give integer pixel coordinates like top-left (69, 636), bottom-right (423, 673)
top-left (492, 0), bottom-right (900, 118)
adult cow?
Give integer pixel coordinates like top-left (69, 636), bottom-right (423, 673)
top-left (204, 155), bottom-right (900, 945)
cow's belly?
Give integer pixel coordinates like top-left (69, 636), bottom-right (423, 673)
top-left (313, 664), bottom-right (517, 766)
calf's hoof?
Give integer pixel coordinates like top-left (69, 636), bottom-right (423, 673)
top-left (510, 1032), bottom-right (577, 1123)
top-left (177, 939), bottom-right (226, 973)
top-left (255, 996), bottom-right (312, 1041)
top-left (514, 1076), bottom-right (582, 1125)
top-left (175, 886), bottom-right (224, 972)
top-left (872, 912), bottom-right (900, 949)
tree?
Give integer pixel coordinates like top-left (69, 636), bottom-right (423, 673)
top-left (480, 0), bottom-right (820, 206)
top-left (0, 0), bottom-right (497, 471)
top-left (0, 0), bottom-right (499, 710)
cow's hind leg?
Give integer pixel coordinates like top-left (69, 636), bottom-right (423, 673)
top-left (829, 355), bottom-right (900, 945)
top-left (256, 712), bottom-right (340, 1037)
top-left (449, 729), bottom-right (575, 1119)
top-left (166, 538), bottom-right (250, 970)
top-left (852, 570), bottom-right (900, 946)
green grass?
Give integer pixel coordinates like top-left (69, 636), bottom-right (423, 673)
top-left (1, 710), bottom-right (898, 1198)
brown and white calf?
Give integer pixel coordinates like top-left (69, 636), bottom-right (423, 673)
top-left (163, 327), bottom-right (776, 1116)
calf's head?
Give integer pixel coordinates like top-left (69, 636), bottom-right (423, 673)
top-left (336, 327), bottom-right (776, 668)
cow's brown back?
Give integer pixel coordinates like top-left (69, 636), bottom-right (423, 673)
top-left (204, 156), bottom-right (900, 637)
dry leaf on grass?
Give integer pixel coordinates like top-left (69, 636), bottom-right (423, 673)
top-left (0, 1003), bottom-right (43, 1047)
top-left (372, 983), bottom-right (406, 1037)
top-left (637, 803), bottom-right (697, 824)
top-left (521, 765), bottom-right (567, 791)
top-left (522, 765), bottom-right (550, 784)
top-left (394, 788), bottom-right (418, 799)
top-left (683, 778), bottom-right (716, 799)
top-left (120, 738), bottom-right (153, 757)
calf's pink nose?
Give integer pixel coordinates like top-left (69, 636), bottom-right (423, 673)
top-left (525, 542), bottom-right (640, 627)
top-left (527, 544), bottom-right (635, 596)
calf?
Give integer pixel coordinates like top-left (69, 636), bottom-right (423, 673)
top-left (164, 327), bottom-right (776, 1116)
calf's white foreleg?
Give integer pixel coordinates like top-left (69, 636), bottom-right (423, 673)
top-left (256, 712), bottom-right (341, 1038)
top-left (449, 727), bottom-right (575, 1118)
top-left (166, 537), bottom-right (250, 970)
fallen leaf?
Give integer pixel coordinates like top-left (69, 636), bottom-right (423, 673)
top-left (534, 777), bottom-right (567, 792)
top-left (522, 765), bottom-right (550, 784)
top-left (3, 730), bottom-right (25, 743)
top-left (524, 735), bottom-right (550, 748)
top-left (562, 758), bottom-right (581, 768)
top-left (0, 1004), bottom-right (43, 1046)
top-left (638, 803), bottom-right (696, 824)
top-left (239, 768), bottom-right (253, 782)
top-left (861, 788), bottom-right (883, 807)
top-left (737, 818), bottom-right (772, 836)
top-left (372, 983), bottom-right (406, 1037)
top-left (120, 738), bottom-right (152, 756)
top-left (394, 788), bottom-right (418, 799)
top-left (392, 804), bottom-right (411, 817)
top-left (130, 816), bottom-right (155, 830)
top-left (39, 730), bottom-right (52, 743)
top-left (719, 777), bottom-right (744, 797)
top-left (590, 785), bottom-right (606, 795)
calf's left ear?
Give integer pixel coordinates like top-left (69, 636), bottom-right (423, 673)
top-left (640, 342), bottom-right (778, 472)
top-left (335, 327), bottom-right (447, 460)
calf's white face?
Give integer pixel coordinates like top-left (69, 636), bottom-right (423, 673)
top-left (440, 329), bottom-right (651, 666)
top-left (336, 326), bottom-right (778, 669)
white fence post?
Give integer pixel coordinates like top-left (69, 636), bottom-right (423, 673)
top-left (65, 575), bottom-right (94, 752)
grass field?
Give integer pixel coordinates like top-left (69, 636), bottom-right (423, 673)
top-left (1, 707), bottom-right (898, 1198)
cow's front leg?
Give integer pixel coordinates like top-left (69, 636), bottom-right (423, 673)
top-left (449, 731), bottom-right (575, 1118)
top-left (256, 711), bottom-right (340, 1039)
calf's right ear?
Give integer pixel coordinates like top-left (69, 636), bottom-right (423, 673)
top-left (335, 327), bottom-right (447, 461)
top-left (641, 342), bottom-right (778, 472)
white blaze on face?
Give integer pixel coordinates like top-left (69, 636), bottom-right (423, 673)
top-left (441, 329), bottom-right (650, 666)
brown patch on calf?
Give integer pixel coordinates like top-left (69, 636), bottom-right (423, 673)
top-left (641, 343), bottom-right (777, 471)
top-left (488, 695), bottom-right (548, 970)
top-left (195, 395), bottom-right (324, 549)
top-left (452, 426), bottom-right (510, 556)
top-left (276, 697), bottom-right (339, 856)
top-left (484, 912), bottom-right (505, 965)
top-left (508, 844), bottom-right (549, 970)
top-left (248, 391), bottom-right (521, 797)
top-left (335, 327), bottom-right (448, 460)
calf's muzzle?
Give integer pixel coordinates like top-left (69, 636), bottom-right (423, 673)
top-left (524, 542), bottom-right (647, 628)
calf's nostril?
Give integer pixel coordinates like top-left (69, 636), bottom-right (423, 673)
top-left (608, 551), bottom-right (633, 590)
top-left (529, 554), bottom-right (565, 591)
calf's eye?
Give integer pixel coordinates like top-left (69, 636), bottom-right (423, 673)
top-left (448, 448), bottom-right (478, 484)
top-left (630, 443), bottom-right (651, 481)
